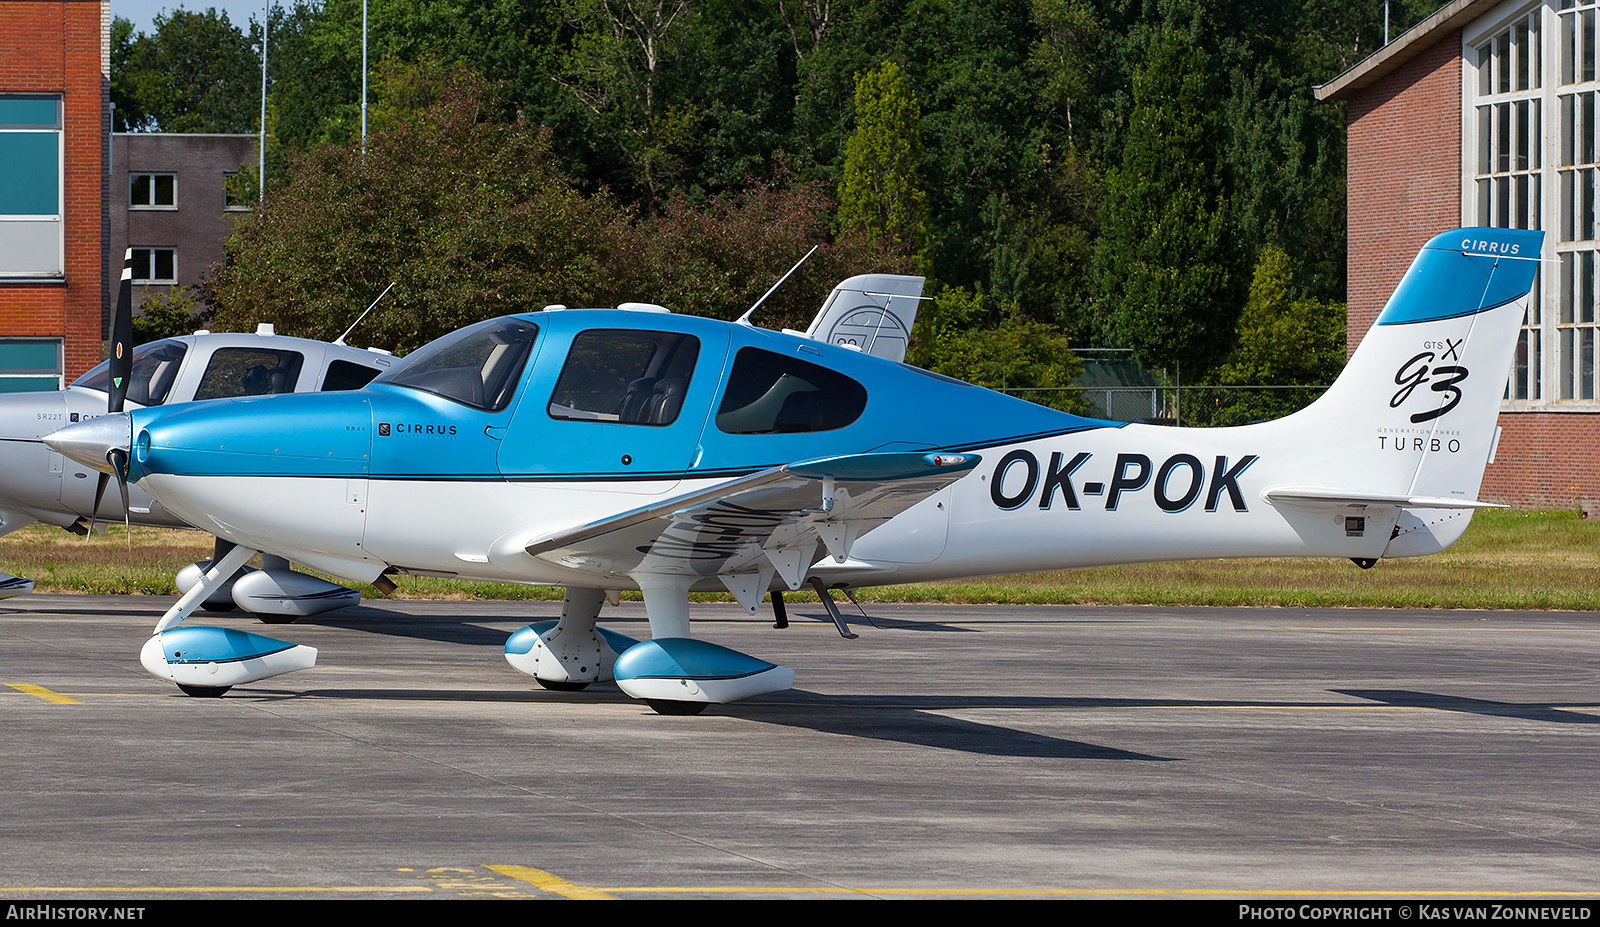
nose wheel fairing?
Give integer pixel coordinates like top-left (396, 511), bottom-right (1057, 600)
top-left (140, 625), bottom-right (317, 693)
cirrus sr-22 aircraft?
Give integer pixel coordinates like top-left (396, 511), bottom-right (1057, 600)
top-left (44, 227), bottom-right (1541, 715)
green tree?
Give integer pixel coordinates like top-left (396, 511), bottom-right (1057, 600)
top-left (837, 60), bottom-right (928, 265)
top-left (1092, 24), bottom-right (1240, 378)
top-left (1200, 244), bottom-right (1346, 426)
top-left (907, 286), bottom-right (1086, 414)
top-left (206, 70), bottom-right (905, 350)
top-left (554, 0), bottom-right (709, 200)
top-left (208, 74), bottom-right (628, 353)
top-left (111, 8), bottom-right (260, 133)
top-left (132, 288), bottom-right (210, 343)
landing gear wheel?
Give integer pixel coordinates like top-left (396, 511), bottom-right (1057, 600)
top-left (536, 678), bottom-right (590, 692)
top-left (201, 602), bottom-right (237, 613)
top-left (646, 699), bottom-right (708, 716)
top-left (177, 684), bottom-right (231, 698)
top-left (254, 614), bottom-right (298, 624)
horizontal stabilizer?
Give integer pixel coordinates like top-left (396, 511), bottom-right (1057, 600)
top-left (1263, 488), bottom-right (1506, 510)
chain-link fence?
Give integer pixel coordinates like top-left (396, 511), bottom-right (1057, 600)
top-left (998, 383), bottom-right (1332, 427)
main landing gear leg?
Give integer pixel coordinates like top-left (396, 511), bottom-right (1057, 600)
top-left (502, 587), bottom-right (638, 691)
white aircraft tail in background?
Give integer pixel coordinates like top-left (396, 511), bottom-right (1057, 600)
top-left (797, 273), bottom-right (925, 362)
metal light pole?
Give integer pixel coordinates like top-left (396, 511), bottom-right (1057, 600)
top-left (361, 0), bottom-right (368, 155)
top-left (259, 1), bottom-right (268, 202)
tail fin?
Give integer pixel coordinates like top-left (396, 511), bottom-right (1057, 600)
top-left (797, 274), bottom-right (925, 363)
top-left (1258, 227), bottom-right (1542, 554)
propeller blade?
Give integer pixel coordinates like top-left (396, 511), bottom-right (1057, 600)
top-left (110, 448), bottom-right (131, 549)
top-left (87, 471), bottom-right (109, 540)
top-left (108, 249), bottom-right (134, 414)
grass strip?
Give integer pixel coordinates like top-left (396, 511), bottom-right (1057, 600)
top-left (0, 509), bottom-right (1594, 610)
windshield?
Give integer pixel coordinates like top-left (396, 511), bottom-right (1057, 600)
top-left (72, 339), bottom-right (188, 406)
top-left (373, 316), bottom-right (538, 412)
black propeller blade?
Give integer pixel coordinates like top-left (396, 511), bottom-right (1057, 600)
top-left (88, 250), bottom-right (136, 540)
top-left (108, 249), bottom-right (133, 414)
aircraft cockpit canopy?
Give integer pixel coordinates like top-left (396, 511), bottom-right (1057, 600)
top-left (72, 339), bottom-right (187, 406)
top-left (373, 316), bottom-right (539, 412)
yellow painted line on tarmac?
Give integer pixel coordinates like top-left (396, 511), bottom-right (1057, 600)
top-left (0, 886), bottom-right (432, 894)
top-left (584, 886), bottom-right (1600, 898)
top-left (485, 865), bottom-right (618, 899)
top-left (6, 684), bottom-right (82, 704)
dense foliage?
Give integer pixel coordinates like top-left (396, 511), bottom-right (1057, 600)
top-left (113, 0), bottom-right (1445, 407)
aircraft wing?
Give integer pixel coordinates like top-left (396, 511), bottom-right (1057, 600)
top-left (520, 451), bottom-right (979, 605)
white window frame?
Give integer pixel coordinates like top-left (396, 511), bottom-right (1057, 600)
top-left (129, 172), bottom-right (177, 210)
top-left (0, 338), bottom-right (64, 393)
top-left (131, 247), bottom-right (177, 285)
top-left (223, 172), bottom-right (251, 211)
top-left (0, 93), bottom-right (64, 279)
top-left (1465, 0), bottom-right (1600, 410)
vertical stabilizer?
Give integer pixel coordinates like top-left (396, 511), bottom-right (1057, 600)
top-left (1255, 228), bottom-right (1542, 556)
top-left (800, 274), bottom-right (925, 362)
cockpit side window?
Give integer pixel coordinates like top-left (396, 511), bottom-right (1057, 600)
top-left (547, 329), bottom-right (701, 426)
top-left (374, 316), bottom-right (539, 412)
top-left (716, 347), bottom-right (868, 434)
top-left (192, 348), bottom-right (305, 401)
top-left (71, 339), bottom-right (188, 406)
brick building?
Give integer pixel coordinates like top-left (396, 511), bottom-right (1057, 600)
top-left (0, 0), bottom-right (107, 392)
top-left (1318, 0), bottom-right (1600, 513)
top-left (112, 132), bottom-right (254, 309)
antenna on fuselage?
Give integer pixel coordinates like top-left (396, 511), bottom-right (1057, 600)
top-left (334, 282), bottom-right (396, 346)
top-left (737, 245), bottom-right (819, 327)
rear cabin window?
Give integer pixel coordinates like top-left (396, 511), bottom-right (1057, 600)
top-left (192, 348), bottom-right (305, 401)
top-left (320, 359), bottom-right (382, 391)
top-left (548, 329), bottom-right (700, 426)
top-left (716, 347), bottom-right (868, 434)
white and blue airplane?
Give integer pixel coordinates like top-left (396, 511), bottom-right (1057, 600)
top-left (0, 253), bottom-right (395, 614)
top-left (44, 228), bottom-right (1541, 713)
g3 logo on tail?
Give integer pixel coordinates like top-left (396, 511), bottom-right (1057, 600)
top-left (1391, 345), bottom-right (1467, 423)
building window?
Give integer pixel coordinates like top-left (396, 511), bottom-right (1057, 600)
top-left (131, 247), bottom-right (176, 284)
top-left (1555, 1), bottom-right (1600, 399)
top-left (223, 172), bottom-right (251, 210)
top-left (1470, 2), bottom-right (1600, 403)
top-left (0, 94), bottom-right (62, 278)
top-left (129, 172), bottom-right (176, 209)
top-left (0, 339), bottom-right (63, 393)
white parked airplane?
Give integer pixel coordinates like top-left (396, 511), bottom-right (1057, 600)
top-left (0, 253), bottom-right (394, 615)
top-left (45, 228), bottom-right (1540, 713)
